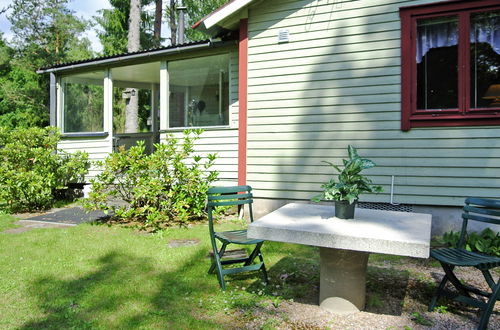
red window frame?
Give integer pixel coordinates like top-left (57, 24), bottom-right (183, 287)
top-left (400, 0), bottom-right (500, 131)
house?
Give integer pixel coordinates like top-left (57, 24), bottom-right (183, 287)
top-left (38, 0), bottom-right (500, 234)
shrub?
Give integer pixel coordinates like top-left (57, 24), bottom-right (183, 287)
top-left (83, 129), bottom-right (218, 231)
top-left (0, 126), bottom-right (90, 212)
top-left (441, 228), bottom-right (500, 257)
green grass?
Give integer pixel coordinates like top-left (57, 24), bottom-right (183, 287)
top-left (0, 213), bottom-right (19, 231)
top-left (0, 217), bottom-right (319, 329)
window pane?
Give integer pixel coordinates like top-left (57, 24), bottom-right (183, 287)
top-left (62, 71), bottom-right (104, 132)
top-left (416, 16), bottom-right (458, 110)
top-left (169, 54), bottom-right (230, 128)
top-left (113, 87), bottom-right (153, 133)
top-left (470, 10), bottom-right (500, 109)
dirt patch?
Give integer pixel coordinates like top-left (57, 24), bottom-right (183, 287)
top-left (235, 256), bottom-right (500, 329)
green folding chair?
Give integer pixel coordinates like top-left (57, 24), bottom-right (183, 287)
top-left (429, 197), bottom-right (500, 330)
top-left (207, 185), bottom-right (268, 290)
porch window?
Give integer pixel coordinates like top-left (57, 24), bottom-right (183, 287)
top-left (168, 54), bottom-right (230, 128)
top-left (61, 71), bottom-right (105, 133)
top-left (400, 1), bottom-right (500, 130)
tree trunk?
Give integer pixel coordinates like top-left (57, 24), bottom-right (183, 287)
top-left (169, 0), bottom-right (177, 46)
top-left (125, 0), bottom-right (141, 133)
top-left (154, 0), bottom-right (162, 44)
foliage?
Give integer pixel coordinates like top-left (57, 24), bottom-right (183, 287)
top-left (312, 145), bottom-right (382, 204)
top-left (0, 47), bottom-right (48, 128)
top-left (183, 0), bottom-right (228, 42)
top-left (410, 312), bottom-right (433, 326)
top-left (95, 0), bottom-right (157, 56)
top-left (0, 0), bottom-right (94, 128)
top-left (8, 0), bottom-right (92, 69)
top-left (84, 129), bottom-right (218, 230)
top-left (0, 126), bottom-right (90, 212)
top-left (441, 228), bottom-right (500, 257)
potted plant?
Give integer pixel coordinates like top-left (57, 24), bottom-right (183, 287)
top-left (312, 145), bottom-right (382, 219)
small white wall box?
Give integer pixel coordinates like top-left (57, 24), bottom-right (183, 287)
top-left (278, 29), bottom-right (290, 43)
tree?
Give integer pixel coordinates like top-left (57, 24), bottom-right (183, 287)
top-left (154, 0), bottom-right (163, 44)
top-left (0, 36), bottom-right (47, 128)
top-left (125, 0), bottom-right (142, 133)
top-left (0, 0), bottom-right (93, 128)
top-left (95, 0), bottom-right (156, 56)
top-left (166, 0), bottom-right (178, 45)
top-left (164, 0), bottom-right (227, 44)
top-left (8, 0), bottom-right (92, 69)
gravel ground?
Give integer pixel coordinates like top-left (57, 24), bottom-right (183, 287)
top-left (238, 257), bottom-right (500, 330)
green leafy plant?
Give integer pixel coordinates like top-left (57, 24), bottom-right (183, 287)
top-left (410, 312), bottom-right (433, 326)
top-left (312, 145), bottom-right (382, 204)
top-left (441, 228), bottom-right (500, 257)
top-left (0, 126), bottom-right (89, 212)
top-left (83, 129), bottom-right (218, 231)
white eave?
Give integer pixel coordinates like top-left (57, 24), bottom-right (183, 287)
top-left (203, 0), bottom-right (256, 30)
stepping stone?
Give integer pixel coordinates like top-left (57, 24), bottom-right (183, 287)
top-left (167, 238), bottom-right (201, 247)
top-left (2, 220), bottom-right (74, 234)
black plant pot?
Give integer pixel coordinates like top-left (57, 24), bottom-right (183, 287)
top-left (334, 200), bottom-right (356, 219)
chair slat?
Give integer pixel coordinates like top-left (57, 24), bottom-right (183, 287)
top-left (208, 185), bottom-right (252, 194)
top-left (208, 199), bottom-right (252, 207)
top-left (466, 197), bottom-right (500, 209)
top-left (464, 205), bottom-right (500, 218)
top-left (208, 192), bottom-right (252, 201)
top-left (462, 213), bottom-right (500, 225)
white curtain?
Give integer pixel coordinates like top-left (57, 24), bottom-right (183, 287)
top-left (416, 20), bottom-right (458, 63)
top-left (416, 14), bottom-right (500, 63)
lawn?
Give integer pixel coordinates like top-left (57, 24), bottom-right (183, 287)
top-left (0, 214), bottom-right (319, 329)
top-left (2, 213), bottom-right (498, 329)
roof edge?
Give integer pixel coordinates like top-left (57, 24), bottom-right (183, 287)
top-left (193, 0), bottom-right (256, 33)
top-left (37, 40), bottom-right (236, 74)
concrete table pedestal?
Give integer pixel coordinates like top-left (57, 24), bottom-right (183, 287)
top-left (319, 248), bottom-right (369, 313)
top-left (247, 203), bottom-right (432, 314)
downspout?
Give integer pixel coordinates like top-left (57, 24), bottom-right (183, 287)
top-left (238, 18), bottom-right (248, 187)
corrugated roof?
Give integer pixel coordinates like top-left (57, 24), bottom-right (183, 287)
top-left (37, 39), bottom-right (235, 74)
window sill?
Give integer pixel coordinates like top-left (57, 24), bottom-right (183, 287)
top-left (61, 132), bottom-right (109, 138)
top-left (160, 126), bottom-right (235, 133)
top-left (405, 114), bottom-right (500, 130)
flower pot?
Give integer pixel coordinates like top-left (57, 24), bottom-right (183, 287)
top-left (334, 200), bottom-right (356, 219)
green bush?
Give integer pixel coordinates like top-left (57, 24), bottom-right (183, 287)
top-left (441, 228), bottom-right (500, 257)
top-left (0, 126), bottom-right (90, 212)
top-left (83, 129), bottom-right (218, 231)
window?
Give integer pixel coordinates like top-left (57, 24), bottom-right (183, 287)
top-left (62, 71), bottom-right (105, 133)
top-left (400, 1), bottom-right (500, 130)
top-left (168, 54), bottom-right (230, 128)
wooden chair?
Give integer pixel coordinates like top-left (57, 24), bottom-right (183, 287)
top-left (207, 185), bottom-right (268, 290)
top-left (429, 197), bottom-right (500, 330)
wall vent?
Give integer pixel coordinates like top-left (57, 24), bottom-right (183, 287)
top-left (277, 29), bottom-right (290, 43)
top-left (357, 202), bottom-right (413, 213)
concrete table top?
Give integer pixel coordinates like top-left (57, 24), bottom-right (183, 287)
top-left (247, 202), bottom-right (433, 313)
top-left (247, 203), bottom-right (432, 258)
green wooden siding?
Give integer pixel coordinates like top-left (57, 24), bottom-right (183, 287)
top-left (245, 0), bottom-right (500, 206)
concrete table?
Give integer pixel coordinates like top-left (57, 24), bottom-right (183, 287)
top-left (247, 203), bottom-right (432, 314)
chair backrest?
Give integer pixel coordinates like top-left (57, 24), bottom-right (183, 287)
top-left (458, 197), bottom-right (500, 248)
top-left (207, 185), bottom-right (254, 233)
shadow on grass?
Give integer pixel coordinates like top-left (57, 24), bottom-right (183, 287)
top-left (365, 265), bottom-right (410, 316)
top-left (21, 249), bottom-right (228, 329)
